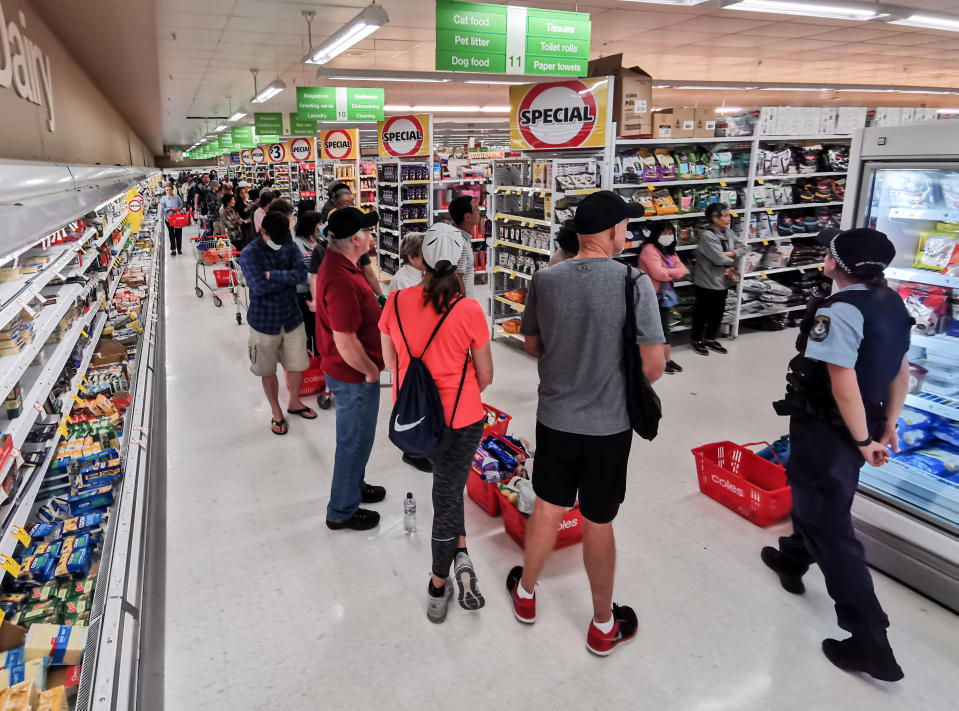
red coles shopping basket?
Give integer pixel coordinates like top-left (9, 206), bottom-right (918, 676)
top-left (482, 403), bottom-right (511, 437)
top-left (497, 487), bottom-right (583, 549)
top-left (299, 353), bottom-right (326, 396)
top-left (167, 209), bottom-right (191, 228)
top-left (691, 441), bottom-right (792, 527)
top-left (213, 269), bottom-right (237, 288)
top-left (466, 432), bottom-right (525, 517)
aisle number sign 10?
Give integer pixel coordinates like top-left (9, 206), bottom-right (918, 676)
top-left (435, 0), bottom-right (591, 76)
top-left (296, 87), bottom-right (385, 122)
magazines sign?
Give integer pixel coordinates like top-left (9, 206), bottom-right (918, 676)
top-left (320, 129), bottom-right (358, 160)
top-left (509, 77), bottom-right (608, 150)
top-left (378, 114), bottom-right (431, 158)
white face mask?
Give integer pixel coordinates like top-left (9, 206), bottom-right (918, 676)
top-left (658, 235), bottom-right (675, 247)
top-left (264, 238), bottom-right (283, 251)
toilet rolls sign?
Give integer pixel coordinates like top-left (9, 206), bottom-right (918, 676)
top-left (0, 1), bottom-right (55, 131)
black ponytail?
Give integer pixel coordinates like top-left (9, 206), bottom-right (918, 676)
top-left (423, 260), bottom-right (461, 314)
top-left (865, 274), bottom-right (888, 289)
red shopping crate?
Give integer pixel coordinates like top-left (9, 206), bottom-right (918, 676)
top-left (482, 403), bottom-right (511, 436)
top-left (691, 441), bottom-right (791, 527)
top-left (167, 209), bottom-right (191, 228)
top-left (466, 466), bottom-right (502, 517)
top-left (497, 486), bottom-right (583, 549)
top-left (299, 354), bottom-right (326, 396)
top-left (213, 269), bottom-right (237, 288)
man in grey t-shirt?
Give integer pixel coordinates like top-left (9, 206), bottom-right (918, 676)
top-left (506, 191), bottom-right (665, 657)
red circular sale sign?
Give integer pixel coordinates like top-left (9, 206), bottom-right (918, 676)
top-left (516, 80), bottom-right (601, 150)
top-left (322, 130), bottom-right (354, 160)
top-left (380, 115), bottom-right (425, 157)
top-left (289, 138), bottom-right (314, 162)
top-left (251, 147), bottom-right (266, 164)
top-left (128, 196), bottom-right (144, 213)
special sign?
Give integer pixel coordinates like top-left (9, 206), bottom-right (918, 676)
top-left (288, 137), bottom-right (315, 162)
top-left (320, 129), bottom-right (357, 160)
top-left (509, 77), bottom-right (608, 150)
top-left (378, 114), bottom-right (431, 158)
top-left (266, 143), bottom-right (288, 163)
top-left (250, 147), bottom-right (266, 164)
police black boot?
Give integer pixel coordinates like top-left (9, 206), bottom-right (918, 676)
top-left (822, 629), bottom-right (904, 682)
top-left (761, 546), bottom-right (806, 595)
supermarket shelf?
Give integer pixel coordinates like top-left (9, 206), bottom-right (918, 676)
top-left (436, 177), bottom-right (485, 184)
top-left (905, 392), bottom-right (959, 422)
top-left (643, 211), bottom-right (707, 221)
top-left (738, 304), bottom-right (806, 320)
top-left (492, 266), bottom-right (533, 281)
top-left (379, 203), bottom-right (398, 210)
top-left (613, 177), bottom-right (748, 188)
top-left (494, 295), bottom-right (525, 313)
top-left (493, 213), bottom-right (551, 227)
top-left (888, 207), bottom-right (959, 221)
top-left (756, 172), bottom-right (847, 180)
top-left (404, 200), bottom-right (429, 205)
top-left (911, 333), bottom-right (959, 353)
top-left (757, 201), bottom-right (844, 212)
top-left (493, 240), bottom-right (550, 256)
top-left (494, 185), bottom-right (550, 197)
top-left (475, 270), bottom-right (488, 275)
top-left (360, 174), bottom-right (377, 178)
top-left (555, 187), bottom-right (600, 196)
top-left (744, 263), bottom-right (824, 277)
top-left (472, 238), bottom-right (487, 243)
top-left (378, 227), bottom-right (398, 235)
top-left (379, 182), bottom-right (398, 187)
top-left (746, 233), bottom-right (823, 243)
top-left (402, 219), bottom-right (429, 224)
top-left (885, 267), bottom-right (959, 289)
top-left (434, 206), bottom-right (487, 215)
top-left (616, 136), bottom-right (753, 146)
top-left (860, 460), bottom-right (959, 531)
top-left (378, 248), bottom-right (399, 259)
top-left (495, 327), bottom-right (525, 343)
top-left (757, 134), bottom-right (852, 141)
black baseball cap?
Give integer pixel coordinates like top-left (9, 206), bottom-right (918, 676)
top-left (829, 227), bottom-right (896, 279)
top-left (574, 190), bottom-right (645, 234)
top-left (327, 207), bottom-right (378, 239)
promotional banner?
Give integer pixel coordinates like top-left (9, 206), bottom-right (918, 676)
top-left (319, 129), bottom-right (358, 160)
top-left (218, 133), bottom-right (234, 154)
top-left (287, 136), bottom-right (316, 162)
top-left (435, 0), bottom-right (590, 76)
top-left (265, 142), bottom-right (288, 163)
top-left (509, 77), bottom-right (608, 150)
top-left (257, 133), bottom-right (280, 145)
top-left (254, 112), bottom-right (284, 136)
top-left (240, 149), bottom-right (251, 165)
top-left (231, 125), bottom-right (255, 149)
top-left (378, 114), bottom-right (431, 157)
top-left (289, 113), bottom-right (317, 135)
top-left (250, 146), bottom-right (267, 164)
top-left (296, 87), bottom-right (385, 121)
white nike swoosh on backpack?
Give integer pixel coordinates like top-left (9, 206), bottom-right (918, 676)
top-left (394, 415), bottom-right (426, 432)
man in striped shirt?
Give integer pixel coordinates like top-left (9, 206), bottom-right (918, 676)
top-left (448, 195), bottom-right (479, 299)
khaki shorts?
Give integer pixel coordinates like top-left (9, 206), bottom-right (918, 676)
top-left (248, 323), bottom-right (309, 377)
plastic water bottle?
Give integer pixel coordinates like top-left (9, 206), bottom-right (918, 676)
top-left (403, 492), bottom-right (416, 533)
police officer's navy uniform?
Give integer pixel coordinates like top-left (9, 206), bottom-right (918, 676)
top-left (765, 227), bottom-right (911, 681)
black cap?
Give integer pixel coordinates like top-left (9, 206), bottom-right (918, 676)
top-left (814, 226), bottom-right (842, 247)
top-left (830, 227), bottom-right (896, 279)
top-left (327, 207), bottom-right (379, 239)
top-left (573, 190), bottom-right (645, 234)
top-left (261, 212), bottom-right (291, 243)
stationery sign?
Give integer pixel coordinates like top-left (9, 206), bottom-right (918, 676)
top-left (254, 112), bottom-right (283, 136)
top-left (231, 125), bottom-right (255, 149)
top-left (435, 0), bottom-right (590, 76)
top-left (509, 77), bottom-right (608, 150)
top-left (320, 129), bottom-right (358, 160)
top-left (289, 113), bottom-right (317, 136)
top-left (378, 114), bottom-right (431, 157)
top-left (296, 87), bottom-right (385, 121)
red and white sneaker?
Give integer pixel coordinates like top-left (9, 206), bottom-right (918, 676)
top-left (586, 604), bottom-right (638, 656)
top-left (506, 565), bottom-right (536, 624)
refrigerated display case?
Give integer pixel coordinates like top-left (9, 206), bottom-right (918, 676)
top-left (846, 121), bottom-right (959, 612)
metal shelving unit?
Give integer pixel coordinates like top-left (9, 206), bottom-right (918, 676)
top-left (375, 158), bottom-right (432, 279)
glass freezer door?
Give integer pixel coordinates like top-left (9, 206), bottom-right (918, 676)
top-left (855, 162), bottom-right (959, 536)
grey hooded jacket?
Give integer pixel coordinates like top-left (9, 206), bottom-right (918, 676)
top-left (694, 225), bottom-right (746, 290)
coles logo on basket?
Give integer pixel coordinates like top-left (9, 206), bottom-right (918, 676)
top-left (250, 147), bottom-right (266, 164)
top-left (322, 130), bottom-right (354, 160)
top-left (514, 79), bottom-right (602, 150)
top-left (558, 518), bottom-right (579, 532)
top-left (381, 115), bottom-right (425, 157)
top-left (711, 474), bottom-right (744, 498)
top-left (289, 137), bottom-right (313, 162)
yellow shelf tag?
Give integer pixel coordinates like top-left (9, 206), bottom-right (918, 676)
top-left (10, 526), bottom-right (30, 548)
top-left (78, 384), bottom-right (88, 394)
top-left (818, 265), bottom-right (823, 271)
top-left (647, 184), bottom-right (655, 191)
top-left (719, 180), bottom-right (727, 187)
top-left (0, 554), bottom-right (21, 578)
top-left (766, 208), bottom-right (774, 215)
top-left (73, 394), bottom-right (83, 404)
top-left (762, 240), bottom-right (769, 246)
top-left (80, 329), bottom-right (88, 339)
top-left (762, 273), bottom-right (768, 279)
top-left (57, 419), bottom-right (69, 437)
top-left (730, 211), bottom-right (739, 218)
top-left (81, 376), bottom-right (88, 385)
top-left (757, 178), bottom-right (765, 185)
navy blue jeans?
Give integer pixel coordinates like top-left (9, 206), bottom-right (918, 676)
top-left (325, 375), bottom-right (380, 523)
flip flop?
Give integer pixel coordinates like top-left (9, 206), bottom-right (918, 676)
top-left (271, 418), bottom-right (288, 435)
top-left (287, 406), bottom-right (317, 420)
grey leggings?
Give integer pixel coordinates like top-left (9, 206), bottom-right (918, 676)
top-left (428, 419), bottom-right (485, 578)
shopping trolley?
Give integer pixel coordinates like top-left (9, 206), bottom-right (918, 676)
top-left (190, 234), bottom-right (248, 324)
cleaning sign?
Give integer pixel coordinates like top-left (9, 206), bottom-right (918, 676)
top-left (510, 78), bottom-right (608, 150)
top-left (378, 114), bottom-right (431, 157)
top-left (320, 129), bottom-right (357, 160)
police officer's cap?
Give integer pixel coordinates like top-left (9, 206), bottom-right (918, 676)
top-left (823, 227), bottom-right (896, 279)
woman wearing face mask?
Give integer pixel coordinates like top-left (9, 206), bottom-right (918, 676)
top-left (639, 222), bottom-right (688, 374)
top-left (691, 203), bottom-right (746, 356)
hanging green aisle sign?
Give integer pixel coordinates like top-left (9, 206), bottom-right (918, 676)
top-left (296, 87), bottom-right (385, 121)
top-left (289, 113), bottom-right (317, 135)
top-left (435, 0), bottom-right (590, 76)
top-left (254, 112), bottom-right (284, 136)
top-left (218, 133), bottom-right (233, 154)
top-left (231, 126), bottom-right (255, 149)
top-left (257, 133), bottom-right (280, 145)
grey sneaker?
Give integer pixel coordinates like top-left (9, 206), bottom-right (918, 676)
top-left (454, 552), bottom-right (486, 611)
top-left (426, 579), bottom-right (453, 624)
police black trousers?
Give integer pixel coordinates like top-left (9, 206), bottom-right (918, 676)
top-left (778, 417), bottom-right (889, 633)
top-left (427, 420), bottom-right (484, 579)
top-left (691, 286), bottom-right (727, 341)
top-left (165, 222), bottom-right (183, 253)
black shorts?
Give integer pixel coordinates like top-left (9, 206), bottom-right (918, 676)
top-left (658, 304), bottom-right (672, 345)
top-left (533, 421), bottom-right (632, 524)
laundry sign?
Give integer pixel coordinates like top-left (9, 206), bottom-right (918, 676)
top-left (0, 0), bottom-right (55, 131)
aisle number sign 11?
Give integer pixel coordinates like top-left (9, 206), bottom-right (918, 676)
top-left (435, 0), bottom-right (590, 76)
top-left (296, 87), bottom-right (385, 122)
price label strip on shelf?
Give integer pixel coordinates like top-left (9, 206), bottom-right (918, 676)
top-left (757, 178), bottom-right (765, 185)
top-left (57, 419), bottom-right (69, 437)
top-left (0, 554), bottom-right (21, 578)
top-left (719, 180), bottom-right (727, 187)
top-left (9, 526), bottom-right (30, 548)
top-left (730, 211), bottom-right (738, 218)
top-left (15, 299), bottom-right (36, 319)
top-left (766, 209), bottom-right (774, 215)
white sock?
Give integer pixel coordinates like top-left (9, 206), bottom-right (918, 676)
top-left (516, 581), bottom-right (534, 599)
top-left (593, 615), bottom-right (614, 634)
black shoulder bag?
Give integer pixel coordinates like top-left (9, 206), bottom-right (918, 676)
top-left (623, 266), bottom-right (662, 441)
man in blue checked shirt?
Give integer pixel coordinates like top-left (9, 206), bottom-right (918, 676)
top-left (239, 208), bottom-right (317, 435)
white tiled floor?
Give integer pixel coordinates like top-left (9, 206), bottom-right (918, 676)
top-left (163, 241), bottom-right (959, 710)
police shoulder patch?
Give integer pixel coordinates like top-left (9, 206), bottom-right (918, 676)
top-left (810, 315), bottom-right (830, 342)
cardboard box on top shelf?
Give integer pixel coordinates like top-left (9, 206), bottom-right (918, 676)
top-left (651, 110), bottom-right (674, 139)
top-left (836, 107), bottom-right (867, 134)
top-left (773, 106), bottom-right (804, 136)
top-left (873, 107), bottom-right (903, 127)
top-left (800, 107), bottom-right (821, 135)
top-left (758, 107), bottom-right (778, 135)
top-left (916, 107), bottom-right (939, 122)
top-left (587, 54), bottom-right (653, 137)
top-left (693, 108), bottom-right (717, 138)
top-left (899, 107), bottom-right (918, 124)
top-left (819, 107), bottom-right (839, 134)
top-left (670, 108), bottom-right (697, 138)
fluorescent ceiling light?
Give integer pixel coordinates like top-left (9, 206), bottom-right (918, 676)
top-left (715, 107), bottom-right (743, 113)
top-left (760, 87), bottom-right (830, 91)
top-left (899, 89), bottom-right (957, 95)
top-left (836, 88), bottom-right (895, 93)
top-left (619, 0), bottom-right (709, 4)
top-left (251, 78), bottom-right (286, 103)
top-left (331, 75), bottom-right (449, 83)
top-left (890, 14), bottom-right (959, 32)
top-left (723, 1), bottom-right (880, 21)
top-left (479, 106), bottom-right (511, 113)
top-left (384, 105), bottom-right (413, 111)
top-left (936, 108), bottom-right (959, 113)
top-left (674, 85), bottom-right (759, 90)
top-left (304, 4), bottom-right (389, 65)
top-left (228, 109), bottom-right (248, 122)
top-left (465, 79), bottom-right (529, 85)
top-left (412, 106), bottom-right (480, 112)
top-left (213, 125), bottom-right (228, 133)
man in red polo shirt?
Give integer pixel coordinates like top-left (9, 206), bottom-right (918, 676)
top-left (315, 207), bottom-right (387, 531)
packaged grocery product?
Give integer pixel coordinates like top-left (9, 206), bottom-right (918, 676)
top-left (18, 599), bottom-right (63, 627)
top-left (636, 149), bottom-right (658, 181)
top-left (37, 685), bottom-right (68, 711)
top-left (654, 149), bottom-right (677, 180)
top-left (58, 576), bottom-right (95, 602)
top-left (65, 485), bottom-right (114, 517)
top-left (896, 426), bottom-right (936, 452)
top-left (24, 624), bottom-right (88, 665)
top-left (652, 189), bottom-right (678, 216)
top-left (895, 445), bottom-right (959, 476)
top-left (887, 171), bottom-right (932, 208)
top-left (1, 679), bottom-right (40, 710)
top-left (633, 191), bottom-right (655, 217)
top-left (27, 523), bottom-right (57, 541)
top-left (0, 648), bottom-right (23, 671)
top-left (913, 233), bottom-right (959, 271)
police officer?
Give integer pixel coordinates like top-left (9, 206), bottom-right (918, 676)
top-left (763, 227), bottom-right (911, 682)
